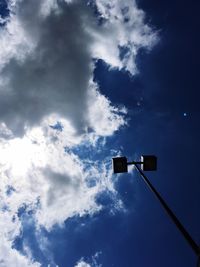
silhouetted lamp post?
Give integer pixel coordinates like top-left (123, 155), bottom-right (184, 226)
top-left (112, 155), bottom-right (200, 266)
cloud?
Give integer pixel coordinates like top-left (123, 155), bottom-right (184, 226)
top-left (0, 207), bottom-right (40, 266)
top-left (74, 252), bottom-right (102, 267)
top-left (74, 261), bottom-right (91, 267)
top-left (0, 116), bottom-right (115, 228)
top-left (0, 0), bottom-right (157, 136)
top-left (0, 0), bottom-right (94, 135)
top-left (0, 241), bottom-right (41, 267)
top-left (0, 116), bottom-right (117, 265)
top-left (0, 0), bottom-right (157, 265)
top-left (91, 0), bottom-right (158, 72)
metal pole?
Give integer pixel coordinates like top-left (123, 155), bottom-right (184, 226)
top-left (134, 164), bottom-right (200, 257)
top-left (197, 256), bottom-right (200, 267)
top-left (127, 161), bottom-right (143, 165)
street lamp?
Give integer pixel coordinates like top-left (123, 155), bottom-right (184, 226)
top-left (112, 155), bottom-right (200, 266)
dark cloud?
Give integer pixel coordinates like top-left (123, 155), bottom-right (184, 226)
top-left (0, 0), bottom-right (95, 135)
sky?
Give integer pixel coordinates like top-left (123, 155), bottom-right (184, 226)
top-left (0, 0), bottom-right (199, 267)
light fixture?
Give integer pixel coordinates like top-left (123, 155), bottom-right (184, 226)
top-left (112, 155), bottom-right (200, 265)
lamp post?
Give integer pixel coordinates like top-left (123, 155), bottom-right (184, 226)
top-left (112, 155), bottom-right (200, 266)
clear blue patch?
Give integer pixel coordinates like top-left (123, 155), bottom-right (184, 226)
top-left (6, 185), bottom-right (16, 196)
top-left (86, 178), bottom-right (97, 188)
top-left (87, 0), bottom-right (107, 26)
top-left (118, 45), bottom-right (130, 61)
top-left (121, 6), bottom-right (129, 15)
top-left (41, 204), bottom-right (132, 267)
top-left (124, 17), bottom-right (130, 23)
top-left (0, 0), bottom-right (9, 26)
top-left (17, 199), bottom-right (40, 218)
top-left (65, 136), bottom-right (107, 161)
top-left (114, 173), bottom-right (137, 210)
top-left (13, 206), bottom-right (52, 266)
top-left (49, 121), bottom-right (63, 132)
top-left (121, 6), bottom-right (130, 23)
top-left (17, 204), bottom-right (29, 218)
top-left (95, 191), bottom-right (113, 208)
top-left (12, 215), bottom-right (16, 222)
top-left (1, 204), bottom-right (9, 212)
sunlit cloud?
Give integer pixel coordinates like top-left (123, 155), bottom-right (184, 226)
top-left (0, 0), bottom-right (157, 265)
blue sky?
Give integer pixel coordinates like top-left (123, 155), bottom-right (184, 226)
top-left (0, 0), bottom-right (199, 266)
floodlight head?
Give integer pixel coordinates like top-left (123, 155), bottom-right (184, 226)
top-left (141, 155), bottom-right (157, 171)
top-left (112, 157), bottom-right (128, 173)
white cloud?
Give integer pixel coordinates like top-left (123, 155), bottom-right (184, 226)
top-left (0, 0), bottom-right (157, 265)
top-left (74, 252), bottom-right (102, 267)
top-left (74, 261), bottom-right (91, 267)
top-left (0, 116), bottom-right (117, 265)
top-left (0, 0), bottom-right (157, 136)
top-left (87, 83), bottom-right (127, 136)
top-left (0, 116), bottom-right (115, 229)
top-left (0, 240), bottom-right (41, 267)
top-left (90, 0), bottom-right (158, 73)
